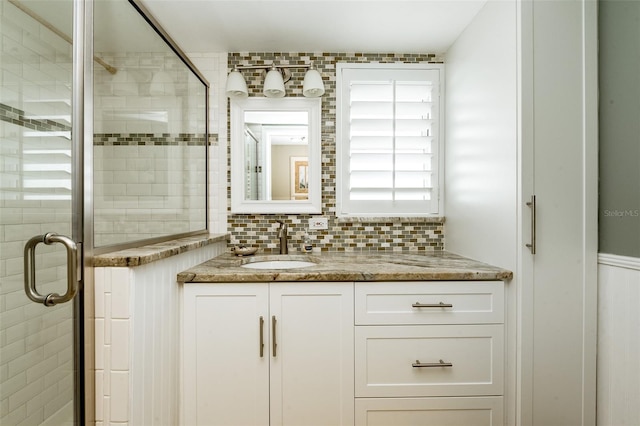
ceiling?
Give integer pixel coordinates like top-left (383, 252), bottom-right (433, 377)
top-left (138, 0), bottom-right (488, 55)
top-left (14, 0), bottom-right (488, 55)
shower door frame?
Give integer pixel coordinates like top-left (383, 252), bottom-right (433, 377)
top-left (78, 0), bottom-right (95, 423)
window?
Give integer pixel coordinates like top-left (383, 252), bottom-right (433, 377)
top-left (337, 64), bottom-right (443, 216)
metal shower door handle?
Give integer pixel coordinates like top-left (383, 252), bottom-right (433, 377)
top-left (24, 233), bottom-right (80, 306)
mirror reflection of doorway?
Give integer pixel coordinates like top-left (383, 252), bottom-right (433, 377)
top-left (291, 157), bottom-right (309, 200)
top-left (243, 111), bottom-right (308, 201)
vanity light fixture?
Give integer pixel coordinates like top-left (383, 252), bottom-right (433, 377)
top-left (263, 66), bottom-right (286, 98)
top-left (225, 68), bottom-right (249, 98)
top-left (302, 64), bottom-right (325, 98)
top-left (225, 62), bottom-right (325, 99)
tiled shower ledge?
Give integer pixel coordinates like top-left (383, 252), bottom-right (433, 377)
top-left (93, 233), bottom-right (228, 267)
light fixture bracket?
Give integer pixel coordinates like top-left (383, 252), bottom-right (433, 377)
top-left (261, 67), bottom-right (292, 84)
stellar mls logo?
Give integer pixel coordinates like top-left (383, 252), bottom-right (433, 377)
top-left (602, 209), bottom-right (640, 217)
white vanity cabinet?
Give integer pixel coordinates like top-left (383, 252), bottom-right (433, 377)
top-left (354, 281), bottom-right (505, 426)
top-left (181, 282), bottom-right (354, 426)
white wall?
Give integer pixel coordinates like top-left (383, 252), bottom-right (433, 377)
top-left (444, 0), bottom-right (518, 270)
top-left (444, 2), bottom-right (517, 424)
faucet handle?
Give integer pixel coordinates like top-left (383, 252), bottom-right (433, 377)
top-left (276, 221), bottom-right (287, 236)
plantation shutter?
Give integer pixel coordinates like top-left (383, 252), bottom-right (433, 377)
top-left (339, 67), bottom-right (440, 215)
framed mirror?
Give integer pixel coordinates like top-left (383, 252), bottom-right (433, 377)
top-left (231, 98), bottom-right (322, 213)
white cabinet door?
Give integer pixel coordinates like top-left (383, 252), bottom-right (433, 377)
top-left (269, 282), bottom-right (354, 426)
top-left (182, 284), bottom-right (270, 426)
top-left (521, 2), bottom-right (598, 424)
top-left (182, 282), bottom-right (354, 426)
top-left (355, 397), bottom-right (504, 426)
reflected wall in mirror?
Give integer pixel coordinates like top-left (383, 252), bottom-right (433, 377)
top-left (231, 98), bottom-right (321, 214)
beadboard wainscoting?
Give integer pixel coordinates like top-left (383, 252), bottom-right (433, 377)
top-left (597, 254), bottom-right (640, 426)
top-left (94, 241), bottom-right (226, 426)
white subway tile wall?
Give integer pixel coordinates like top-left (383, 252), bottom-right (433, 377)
top-left (94, 241), bottom-right (227, 425)
top-left (93, 136), bottom-right (207, 246)
top-left (187, 52), bottom-right (229, 234)
top-left (1, 0), bottom-right (75, 424)
top-left (92, 51), bottom-right (208, 248)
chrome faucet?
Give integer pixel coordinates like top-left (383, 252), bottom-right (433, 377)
top-left (277, 221), bottom-right (289, 254)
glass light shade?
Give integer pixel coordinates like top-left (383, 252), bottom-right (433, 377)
top-left (303, 68), bottom-right (325, 97)
top-left (149, 70), bottom-right (175, 95)
top-left (263, 69), bottom-right (286, 98)
top-left (226, 70), bottom-right (248, 98)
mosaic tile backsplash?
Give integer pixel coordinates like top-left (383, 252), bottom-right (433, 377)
top-left (227, 52), bottom-right (445, 253)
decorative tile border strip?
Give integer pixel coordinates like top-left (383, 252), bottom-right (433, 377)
top-left (1, 103), bottom-right (218, 146)
top-left (0, 102), bottom-right (71, 132)
top-left (94, 133), bottom-right (207, 146)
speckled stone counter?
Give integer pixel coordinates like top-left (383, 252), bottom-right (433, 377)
top-left (177, 251), bottom-right (513, 283)
top-left (94, 233), bottom-right (228, 267)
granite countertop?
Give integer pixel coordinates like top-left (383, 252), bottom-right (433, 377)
top-left (94, 233), bottom-right (228, 267)
top-left (178, 251), bottom-right (513, 283)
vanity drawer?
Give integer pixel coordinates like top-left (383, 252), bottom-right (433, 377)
top-left (355, 281), bottom-right (504, 325)
top-left (355, 325), bottom-right (504, 397)
top-left (355, 397), bottom-right (504, 426)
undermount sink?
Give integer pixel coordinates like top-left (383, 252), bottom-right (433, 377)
top-left (240, 259), bottom-right (317, 270)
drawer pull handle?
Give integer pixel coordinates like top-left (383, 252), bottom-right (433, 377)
top-left (412, 301), bottom-right (453, 308)
top-left (412, 359), bottom-right (453, 368)
top-left (259, 316), bottom-right (265, 357)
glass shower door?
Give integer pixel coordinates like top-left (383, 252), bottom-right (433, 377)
top-left (1, 0), bottom-right (86, 424)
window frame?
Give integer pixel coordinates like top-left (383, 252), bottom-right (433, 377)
top-left (336, 62), bottom-right (445, 218)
